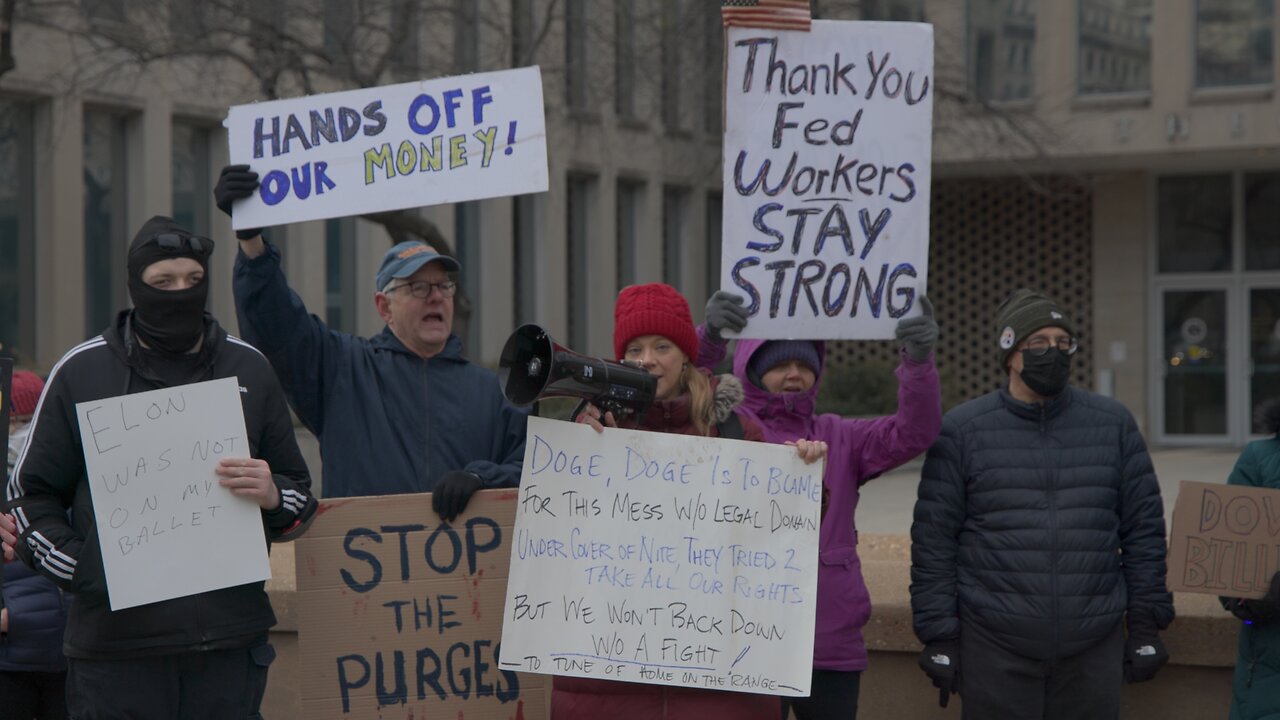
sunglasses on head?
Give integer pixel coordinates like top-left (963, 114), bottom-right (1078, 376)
top-left (151, 232), bottom-right (211, 254)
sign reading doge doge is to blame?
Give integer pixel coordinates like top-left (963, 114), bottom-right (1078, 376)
top-left (500, 417), bottom-right (822, 697)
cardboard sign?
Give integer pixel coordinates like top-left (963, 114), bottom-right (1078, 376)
top-left (74, 378), bottom-right (269, 610)
top-left (225, 66), bottom-right (549, 229)
top-left (500, 417), bottom-right (822, 696)
top-left (721, 20), bottom-right (934, 340)
top-left (294, 491), bottom-right (546, 719)
top-left (1168, 480), bottom-right (1280, 598)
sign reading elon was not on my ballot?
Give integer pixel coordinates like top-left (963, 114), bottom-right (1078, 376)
top-left (500, 417), bottom-right (822, 696)
top-left (224, 66), bottom-right (548, 230)
top-left (722, 20), bottom-right (934, 340)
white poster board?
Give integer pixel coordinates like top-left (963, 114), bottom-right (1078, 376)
top-left (500, 417), bottom-right (822, 696)
top-left (75, 378), bottom-right (270, 610)
top-left (721, 20), bottom-right (934, 340)
top-left (225, 66), bottom-right (548, 229)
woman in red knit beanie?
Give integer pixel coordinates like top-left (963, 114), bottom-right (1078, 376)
top-left (553, 283), bottom-right (826, 720)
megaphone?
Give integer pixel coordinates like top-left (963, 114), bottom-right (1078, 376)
top-left (499, 324), bottom-right (656, 419)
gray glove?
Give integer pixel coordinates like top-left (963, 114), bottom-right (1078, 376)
top-left (895, 295), bottom-right (937, 362)
top-left (704, 291), bottom-right (749, 341)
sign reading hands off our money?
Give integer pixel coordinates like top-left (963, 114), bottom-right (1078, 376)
top-left (500, 417), bottom-right (821, 696)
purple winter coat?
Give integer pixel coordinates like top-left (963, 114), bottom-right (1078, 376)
top-left (697, 329), bottom-right (941, 670)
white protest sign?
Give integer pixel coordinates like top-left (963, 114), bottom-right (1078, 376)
top-left (500, 417), bottom-right (821, 696)
top-left (75, 377), bottom-right (270, 610)
top-left (722, 21), bottom-right (934, 339)
top-left (225, 66), bottom-right (548, 229)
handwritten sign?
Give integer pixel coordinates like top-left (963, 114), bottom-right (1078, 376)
top-left (74, 378), bottom-right (269, 610)
top-left (500, 417), bottom-right (821, 696)
top-left (294, 491), bottom-right (545, 719)
top-left (1168, 480), bottom-right (1280, 598)
top-left (225, 66), bottom-right (549, 230)
top-left (721, 20), bottom-right (934, 340)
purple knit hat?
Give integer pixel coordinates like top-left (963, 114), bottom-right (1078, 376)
top-left (749, 340), bottom-right (821, 382)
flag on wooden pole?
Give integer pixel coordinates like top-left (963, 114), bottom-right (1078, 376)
top-left (721, 0), bottom-right (812, 31)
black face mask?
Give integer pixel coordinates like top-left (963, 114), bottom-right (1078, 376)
top-left (1019, 348), bottom-right (1072, 398)
top-left (127, 273), bottom-right (208, 355)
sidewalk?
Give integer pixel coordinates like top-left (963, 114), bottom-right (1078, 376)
top-left (857, 446), bottom-right (1244, 535)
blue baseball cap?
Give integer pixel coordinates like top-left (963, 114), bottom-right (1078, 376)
top-left (376, 241), bottom-right (461, 291)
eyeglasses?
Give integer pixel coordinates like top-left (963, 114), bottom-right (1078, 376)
top-left (152, 232), bottom-right (212, 254)
top-left (384, 280), bottom-right (457, 299)
top-left (1023, 336), bottom-right (1079, 356)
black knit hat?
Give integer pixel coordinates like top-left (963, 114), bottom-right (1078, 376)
top-left (994, 288), bottom-right (1074, 365)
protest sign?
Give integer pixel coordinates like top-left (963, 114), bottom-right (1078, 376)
top-left (721, 20), bottom-right (934, 339)
top-left (225, 66), bottom-right (548, 230)
top-left (295, 491), bottom-right (546, 719)
top-left (1169, 480), bottom-right (1280, 599)
top-left (74, 377), bottom-right (268, 610)
top-left (500, 417), bottom-right (822, 697)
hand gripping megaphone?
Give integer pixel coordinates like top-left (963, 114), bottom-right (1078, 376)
top-left (498, 324), bottom-right (656, 419)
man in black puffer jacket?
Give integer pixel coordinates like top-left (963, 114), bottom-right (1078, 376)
top-left (910, 289), bottom-right (1174, 720)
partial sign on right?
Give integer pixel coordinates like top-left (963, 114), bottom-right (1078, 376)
top-left (1168, 480), bottom-right (1280, 599)
top-left (721, 20), bottom-right (934, 340)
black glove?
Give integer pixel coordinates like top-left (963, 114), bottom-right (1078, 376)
top-left (214, 164), bottom-right (263, 240)
top-left (704, 291), bottom-right (748, 342)
top-left (895, 295), bottom-right (938, 362)
top-left (917, 639), bottom-right (960, 708)
top-left (432, 471), bottom-right (484, 522)
top-left (1225, 571), bottom-right (1280, 625)
top-left (1122, 611), bottom-right (1169, 683)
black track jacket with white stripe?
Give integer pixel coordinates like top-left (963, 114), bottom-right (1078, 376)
top-left (5, 310), bottom-right (318, 658)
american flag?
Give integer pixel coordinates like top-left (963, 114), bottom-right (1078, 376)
top-left (721, 0), bottom-right (812, 31)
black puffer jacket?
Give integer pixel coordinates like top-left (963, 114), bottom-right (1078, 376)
top-left (910, 386), bottom-right (1174, 661)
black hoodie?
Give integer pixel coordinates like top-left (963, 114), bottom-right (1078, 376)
top-left (5, 310), bottom-right (317, 658)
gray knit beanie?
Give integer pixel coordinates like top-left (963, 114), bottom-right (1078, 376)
top-left (994, 289), bottom-right (1075, 365)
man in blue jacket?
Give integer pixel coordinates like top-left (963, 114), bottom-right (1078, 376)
top-left (910, 288), bottom-right (1174, 720)
top-left (216, 165), bottom-right (528, 517)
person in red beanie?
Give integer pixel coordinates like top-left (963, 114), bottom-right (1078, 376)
top-left (4, 369), bottom-right (69, 720)
top-left (554, 282), bottom-right (827, 720)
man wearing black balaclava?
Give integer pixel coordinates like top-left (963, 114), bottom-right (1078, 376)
top-left (2, 216), bottom-right (318, 719)
top-left (908, 288), bottom-right (1175, 720)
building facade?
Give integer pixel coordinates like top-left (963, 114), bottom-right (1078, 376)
top-left (1, 0), bottom-right (1277, 446)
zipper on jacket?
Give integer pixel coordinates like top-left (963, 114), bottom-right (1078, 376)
top-left (1045, 403), bottom-right (1060, 658)
top-left (423, 358), bottom-right (431, 484)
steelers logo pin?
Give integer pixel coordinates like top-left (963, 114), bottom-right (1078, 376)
top-left (999, 326), bottom-right (1016, 350)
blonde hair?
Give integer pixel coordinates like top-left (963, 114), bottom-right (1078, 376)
top-left (681, 364), bottom-right (715, 436)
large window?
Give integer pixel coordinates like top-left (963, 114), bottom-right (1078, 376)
top-left (390, 0), bottom-right (421, 75)
top-left (616, 179), bottom-right (644, 291)
top-left (862, 0), bottom-right (926, 20)
top-left (84, 108), bottom-right (130, 336)
top-left (0, 101), bottom-right (35, 362)
top-left (662, 185), bottom-right (688, 287)
top-left (566, 175), bottom-right (595, 348)
top-left (661, 0), bottom-right (684, 131)
top-left (1077, 0), bottom-right (1151, 94)
top-left (512, 0), bottom-right (537, 66)
top-left (616, 0), bottom-right (638, 121)
top-left (171, 121), bottom-right (210, 235)
top-left (968, 0), bottom-right (1037, 102)
top-left (455, 202), bottom-right (482, 349)
top-left (565, 0), bottom-right (590, 113)
top-left (324, 218), bottom-right (358, 333)
top-left (513, 194), bottom-right (538, 325)
top-left (703, 1), bottom-right (724, 135)
top-left (454, 0), bottom-right (479, 72)
top-left (1153, 170), bottom-right (1280, 443)
top-left (705, 192), bottom-right (723, 300)
top-left (1157, 174), bottom-right (1232, 274)
top-left (1196, 0), bottom-right (1274, 88)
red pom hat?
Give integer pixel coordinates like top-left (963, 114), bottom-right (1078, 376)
top-left (613, 283), bottom-right (699, 364)
top-left (10, 370), bottom-right (44, 418)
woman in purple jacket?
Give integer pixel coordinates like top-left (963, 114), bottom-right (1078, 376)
top-left (698, 293), bottom-right (943, 719)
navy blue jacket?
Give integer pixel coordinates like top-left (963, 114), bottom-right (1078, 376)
top-left (232, 241), bottom-right (528, 498)
top-left (910, 385), bottom-right (1174, 661)
top-left (1, 556), bottom-right (68, 673)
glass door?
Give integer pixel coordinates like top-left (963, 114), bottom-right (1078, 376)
top-left (1250, 287), bottom-right (1280, 433)
top-left (1159, 289), bottom-right (1228, 438)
